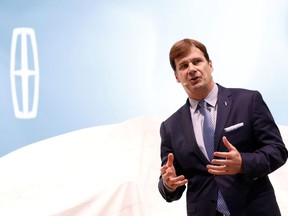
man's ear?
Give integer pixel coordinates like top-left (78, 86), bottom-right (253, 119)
top-left (209, 60), bottom-right (214, 73)
top-left (174, 71), bottom-right (180, 83)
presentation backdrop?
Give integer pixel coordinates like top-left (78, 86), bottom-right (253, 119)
top-left (0, 0), bottom-right (287, 156)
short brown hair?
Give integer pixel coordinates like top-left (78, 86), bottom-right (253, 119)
top-left (169, 38), bottom-right (210, 71)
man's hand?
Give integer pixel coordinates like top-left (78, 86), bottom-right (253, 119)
top-left (160, 153), bottom-right (188, 190)
top-left (206, 136), bottom-right (244, 175)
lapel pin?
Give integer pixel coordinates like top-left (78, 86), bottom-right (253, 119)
top-left (224, 101), bottom-right (228, 106)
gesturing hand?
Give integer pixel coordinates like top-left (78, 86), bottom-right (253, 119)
top-left (160, 153), bottom-right (188, 190)
top-left (207, 136), bottom-right (244, 175)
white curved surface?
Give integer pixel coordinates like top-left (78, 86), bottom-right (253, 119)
top-left (0, 116), bottom-right (287, 216)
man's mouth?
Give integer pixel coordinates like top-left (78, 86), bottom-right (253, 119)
top-left (191, 76), bottom-right (200, 81)
top-left (184, 77), bottom-right (201, 87)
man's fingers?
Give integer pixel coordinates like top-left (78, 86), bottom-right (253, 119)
top-left (213, 137), bottom-right (236, 159)
top-left (162, 168), bottom-right (174, 178)
top-left (166, 153), bottom-right (174, 167)
top-left (207, 164), bottom-right (227, 170)
top-left (207, 164), bottom-right (229, 175)
top-left (222, 136), bottom-right (236, 151)
top-left (211, 158), bottom-right (228, 166)
top-left (160, 165), bottom-right (168, 175)
top-left (160, 153), bottom-right (175, 176)
top-left (162, 154), bottom-right (188, 189)
top-left (164, 175), bottom-right (188, 188)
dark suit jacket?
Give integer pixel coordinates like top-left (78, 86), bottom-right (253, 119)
top-left (158, 84), bottom-right (288, 216)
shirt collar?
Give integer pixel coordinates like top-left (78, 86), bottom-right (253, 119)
top-left (189, 84), bottom-right (218, 112)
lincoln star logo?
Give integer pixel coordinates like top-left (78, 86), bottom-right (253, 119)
top-left (10, 28), bottom-right (39, 119)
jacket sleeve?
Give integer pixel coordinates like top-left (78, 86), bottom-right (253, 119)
top-left (158, 176), bottom-right (186, 202)
top-left (240, 91), bottom-right (288, 182)
top-left (158, 122), bottom-right (186, 202)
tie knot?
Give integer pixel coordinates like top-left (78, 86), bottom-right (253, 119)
top-left (198, 100), bottom-right (208, 109)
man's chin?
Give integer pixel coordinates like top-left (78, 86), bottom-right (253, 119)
top-left (183, 81), bottom-right (202, 90)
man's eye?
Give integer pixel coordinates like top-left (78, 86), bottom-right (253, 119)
top-left (180, 64), bottom-right (188, 70)
top-left (193, 59), bottom-right (201, 65)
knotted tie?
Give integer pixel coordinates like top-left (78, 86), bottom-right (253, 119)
top-left (198, 101), bottom-right (230, 216)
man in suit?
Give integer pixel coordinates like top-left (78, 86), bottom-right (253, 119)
top-left (158, 38), bottom-right (288, 216)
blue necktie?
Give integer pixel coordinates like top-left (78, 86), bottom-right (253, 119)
top-left (198, 101), bottom-right (230, 216)
top-left (198, 101), bottom-right (214, 161)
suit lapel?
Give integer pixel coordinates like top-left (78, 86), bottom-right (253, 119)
top-left (215, 85), bottom-right (232, 150)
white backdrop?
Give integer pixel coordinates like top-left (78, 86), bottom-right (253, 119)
top-left (0, 116), bottom-right (287, 216)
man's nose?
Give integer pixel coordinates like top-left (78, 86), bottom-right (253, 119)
top-left (188, 62), bottom-right (196, 72)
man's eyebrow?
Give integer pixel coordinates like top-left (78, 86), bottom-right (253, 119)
top-left (178, 57), bottom-right (202, 65)
top-left (178, 60), bottom-right (189, 65)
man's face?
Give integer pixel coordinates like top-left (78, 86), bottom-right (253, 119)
top-left (174, 47), bottom-right (214, 100)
